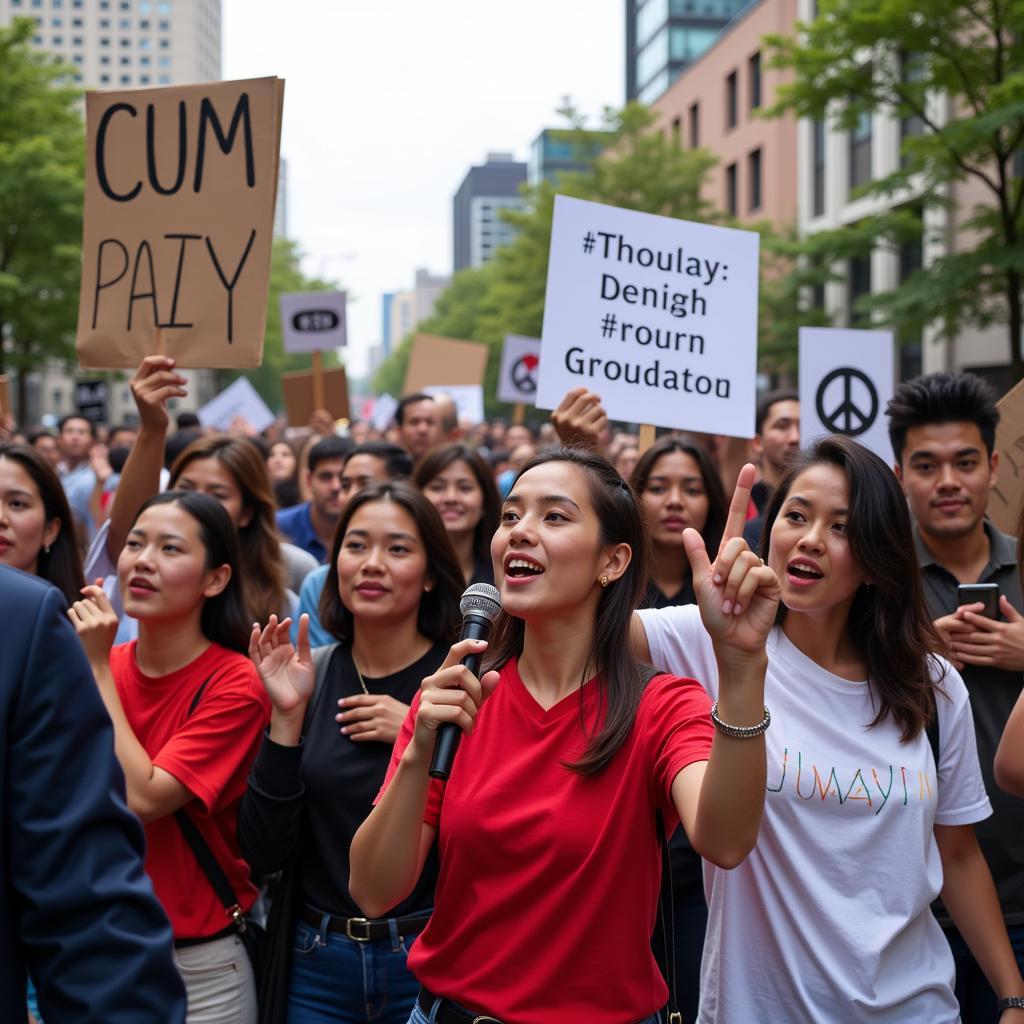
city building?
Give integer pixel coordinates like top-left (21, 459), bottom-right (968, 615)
top-left (528, 128), bottom-right (612, 186)
top-left (626, 0), bottom-right (756, 105)
top-left (452, 152), bottom-right (527, 272)
top-left (0, 0), bottom-right (222, 424)
top-left (647, 0), bottom-right (798, 228)
top-left (380, 292), bottom-right (395, 359)
top-left (382, 268), bottom-right (451, 354)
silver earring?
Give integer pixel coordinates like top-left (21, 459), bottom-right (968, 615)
top-left (44, 544), bottom-right (51, 555)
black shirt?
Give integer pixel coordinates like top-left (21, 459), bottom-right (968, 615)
top-left (914, 522), bottom-right (1024, 926)
top-left (243, 643), bottom-right (444, 919)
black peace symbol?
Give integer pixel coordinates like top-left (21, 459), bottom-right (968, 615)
top-left (511, 354), bottom-right (539, 394)
top-left (815, 367), bottom-right (878, 437)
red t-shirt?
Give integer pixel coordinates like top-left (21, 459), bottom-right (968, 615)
top-left (379, 658), bottom-right (714, 1024)
top-left (111, 640), bottom-right (270, 939)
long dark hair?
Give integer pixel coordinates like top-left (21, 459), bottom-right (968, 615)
top-left (129, 491), bottom-right (251, 655)
top-left (763, 436), bottom-right (941, 741)
top-left (414, 443), bottom-right (501, 574)
top-left (319, 480), bottom-right (463, 646)
top-left (486, 446), bottom-right (649, 775)
top-left (169, 435), bottom-right (287, 622)
top-left (0, 443), bottom-right (85, 606)
top-left (630, 434), bottom-right (729, 559)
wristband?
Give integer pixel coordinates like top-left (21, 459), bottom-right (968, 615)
top-left (710, 700), bottom-right (770, 738)
top-left (998, 996), bottom-right (1024, 1012)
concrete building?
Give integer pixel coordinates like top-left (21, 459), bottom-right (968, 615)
top-left (647, 0), bottom-right (798, 228)
top-left (383, 268), bottom-right (451, 354)
top-left (0, 0), bottom-right (222, 425)
top-left (452, 153), bottom-right (527, 272)
top-left (528, 128), bottom-right (612, 186)
top-left (626, 0), bottom-right (756, 105)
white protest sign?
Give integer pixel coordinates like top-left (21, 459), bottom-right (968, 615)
top-left (536, 195), bottom-right (760, 437)
top-left (498, 335), bottom-right (543, 406)
top-left (370, 393), bottom-right (399, 431)
top-left (280, 291), bottom-right (347, 353)
top-left (197, 375), bottom-right (275, 434)
top-left (424, 384), bottom-right (485, 425)
top-left (798, 327), bottom-right (895, 461)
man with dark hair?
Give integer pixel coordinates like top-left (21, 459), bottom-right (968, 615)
top-left (27, 428), bottom-right (61, 471)
top-left (291, 440), bottom-right (414, 647)
top-left (176, 411), bottom-right (201, 430)
top-left (887, 371), bottom-right (1024, 1022)
top-left (395, 392), bottom-right (440, 464)
top-left (743, 389), bottom-right (801, 547)
top-left (58, 413), bottom-right (98, 536)
top-left (276, 434), bottom-right (353, 562)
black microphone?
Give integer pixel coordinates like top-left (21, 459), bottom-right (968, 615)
top-left (429, 583), bottom-right (502, 781)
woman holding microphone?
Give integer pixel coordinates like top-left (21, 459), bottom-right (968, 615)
top-left (349, 446), bottom-right (778, 1024)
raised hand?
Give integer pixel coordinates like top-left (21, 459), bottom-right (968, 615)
top-left (130, 356), bottom-right (188, 434)
top-left (68, 582), bottom-right (120, 667)
top-left (687, 463), bottom-right (780, 654)
top-left (551, 387), bottom-right (608, 451)
top-left (249, 613), bottom-right (314, 717)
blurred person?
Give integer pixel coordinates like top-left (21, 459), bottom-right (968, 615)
top-left (0, 443), bottom-right (85, 605)
top-left (743, 390), bottom-right (801, 548)
top-left (108, 423), bottom-right (139, 450)
top-left (69, 491), bottom-right (270, 1023)
top-left (496, 443), bottom-right (538, 499)
top-left (414, 444), bottom-right (500, 587)
top-left (267, 439), bottom-right (302, 510)
top-left (239, 481), bottom-right (464, 1024)
top-left (350, 447), bottom-right (773, 1024)
top-left (58, 413), bottom-right (98, 537)
top-left (177, 412), bottom-right (201, 431)
top-left (504, 424), bottom-right (534, 450)
top-left (888, 372), bottom-right (1024, 1021)
top-left (277, 436), bottom-right (354, 563)
top-left (2, 565), bottom-right (187, 1024)
top-left (431, 393), bottom-right (463, 444)
top-left (613, 443), bottom-right (640, 481)
top-left (27, 428), bottom-right (61, 472)
top-left (538, 423), bottom-right (557, 446)
top-left (395, 394), bottom-right (440, 465)
top-left (486, 419), bottom-right (507, 449)
top-left (349, 419), bottom-right (370, 445)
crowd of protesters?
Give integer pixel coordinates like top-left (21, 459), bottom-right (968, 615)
top-left (3, 360), bottom-right (1024, 1024)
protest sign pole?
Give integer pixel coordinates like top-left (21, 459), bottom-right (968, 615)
top-left (311, 350), bottom-right (326, 412)
top-left (513, 403), bottom-right (525, 425)
top-left (638, 423), bottom-right (656, 454)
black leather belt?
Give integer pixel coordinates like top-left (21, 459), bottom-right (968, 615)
top-left (418, 988), bottom-right (505, 1024)
top-left (298, 905), bottom-right (431, 943)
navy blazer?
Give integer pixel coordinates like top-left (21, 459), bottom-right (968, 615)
top-left (0, 566), bottom-right (186, 1023)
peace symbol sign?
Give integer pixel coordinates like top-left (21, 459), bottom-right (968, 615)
top-left (815, 367), bottom-right (878, 437)
top-left (511, 354), bottom-right (539, 394)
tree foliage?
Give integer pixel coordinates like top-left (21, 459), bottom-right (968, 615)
top-left (0, 18), bottom-right (84, 412)
top-left (766, 0), bottom-right (1024, 379)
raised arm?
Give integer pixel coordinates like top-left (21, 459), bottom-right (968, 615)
top-left (106, 357), bottom-right (187, 561)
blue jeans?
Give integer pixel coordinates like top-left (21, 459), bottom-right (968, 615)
top-left (407, 997), bottom-right (663, 1024)
top-left (287, 917), bottom-right (421, 1024)
top-left (945, 922), bottom-right (1024, 1024)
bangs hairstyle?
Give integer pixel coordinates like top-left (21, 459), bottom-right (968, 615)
top-left (414, 444), bottom-right (501, 570)
top-left (486, 446), bottom-right (649, 776)
top-left (130, 491), bottom-right (250, 654)
top-left (319, 480), bottom-right (463, 646)
top-left (630, 434), bottom-right (729, 558)
top-left (0, 443), bottom-right (85, 606)
top-left (762, 435), bottom-right (942, 742)
top-left (169, 434), bottom-right (287, 623)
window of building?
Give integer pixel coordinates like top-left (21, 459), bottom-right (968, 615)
top-left (637, 0), bottom-right (668, 48)
top-left (140, 73), bottom-right (150, 84)
top-left (158, 2), bottom-right (171, 13)
top-left (99, 36), bottom-right (110, 46)
top-left (72, 52), bottom-right (82, 62)
top-left (637, 26), bottom-right (669, 89)
top-left (669, 24), bottom-right (718, 62)
top-left (30, 0), bottom-right (42, 6)
top-left (120, 54), bottom-right (130, 64)
top-left (849, 67), bottom-right (873, 192)
top-left (748, 147), bottom-right (762, 211)
top-left (120, 37), bottom-right (130, 46)
top-left (688, 101), bottom-right (699, 148)
top-left (119, 16), bottom-right (130, 28)
top-left (32, 34), bottom-right (42, 44)
top-left (159, 37), bottom-right (169, 48)
top-left (158, 55), bottom-right (170, 66)
top-left (120, 73), bottom-right (131, 84)
top-left (72, 16), bottom-right (81, 25)
top-left (159, 18), bottom-right (170, 30)
top-left (11, 0), bottom-right (23, 7)
top-left (848, 254), bottom-right (871, 326)
top-left (99, 17), bottom-right (109, 26)
top-left (158, 72), bottom-right (170, 83)
top-left (899, 51), bottom-right (925, 168)
top-left (100, 54), bottom-right (110, 64)
top-left (120, 0), bottom-right (131, 8)
top-left (100, 0), bottom-right (110, 8)
top-left (140, 54), bottom-right (150, 64)
top-left (671, 116), bottom-right (682, 147)
top-left (749, 51), bottom-right (762, 110)
top-left (140, 18), bottom-right (149, 27)
top-left (50, 14), bottom-right (61, 24)
top-left (726, 162), bottom-right (738, 216)
top-left (139, 37), bottom-right (150, 47)
top-left (726, 70), bottom-right (738, 129)
top-left (52, 34), bottom-right (62, 44)
top-left (140, 0), bottom-right (151, 10)
top-left (100, 73), bottom-right (110, 83)
top-left (812, 118), bottom-right (826, 217)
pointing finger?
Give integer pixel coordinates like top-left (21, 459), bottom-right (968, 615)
top-left (720, 463), bottom-right (757, 550)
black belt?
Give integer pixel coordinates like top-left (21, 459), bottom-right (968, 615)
top-left (418, 988), bottom-right (505, 1024)
top-left (173, 922), bottom-right (237, 949)
top-left (298, 905), bottom-right (431, 943)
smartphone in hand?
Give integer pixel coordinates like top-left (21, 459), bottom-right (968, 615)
top-left (958, 583), bottom-right (1000, 619)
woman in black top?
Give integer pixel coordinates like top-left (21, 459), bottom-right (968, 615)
top-left (630, 434), bottom-right (728, 1022)
top-left (238, 481), bottom-right (464, 1024)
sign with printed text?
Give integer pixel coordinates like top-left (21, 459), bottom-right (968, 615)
top-left (280, 290), bottom-right (347, 353)
top-left (536, 195), bottom-right (759, 437)
top-left (76, 77), bottom-right (284, 369)
top-left (424, 384), bottom-right (485, 425)
top-left (988, 377), bottom-right (1024, 534)
top-left (403, 334), bottom-right (489, 395)
top-left (798, 327), bottom-right (894, 461)
top-left (75, 379), bottom-right (109, 425)
top-left (197, 375), bottom-right (275, 434)
top-left (498, 335), bottom-right (543, 406)
top-left (282, 365), bottom-right (349, 426)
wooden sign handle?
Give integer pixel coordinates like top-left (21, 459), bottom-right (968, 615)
top-left (638, 423), bottom-right (656, 454)
top-left (512, 403), bottom-right (525, 425)
top-left (312, 350), bottom-right (326, 413)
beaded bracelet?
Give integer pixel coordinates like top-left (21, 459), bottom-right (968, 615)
top-left (710, 700), bottom-right (770, 738)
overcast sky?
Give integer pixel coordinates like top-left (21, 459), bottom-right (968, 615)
top-left (223, 0), bottom-right (624, 378)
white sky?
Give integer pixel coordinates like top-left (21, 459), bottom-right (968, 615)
top-left (222, 0), bottom-right (624, 379)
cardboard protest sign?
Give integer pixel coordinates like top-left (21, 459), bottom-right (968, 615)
top-left (77, 77), bottom-right (284, 369)
top-left (988, 377), bottom-right (1024, 534)
top-left (498, 335), bottom-right (543, 406)
top-left (282, 365), bottom-right (349, 426)
top-left (425, 384), bottom-right (485, 425)
top-left (403, 334), bottom-right (488, 395)
top-left (798, 327), bottom-right (894, 462)
top-left (0, 376), bottom-right (10, 418)
top-left (280, 291), bottom-right (348, 354)
top-left (197, 375), bottom-right (275, 434)
top-left (536, 195), bottom-right (759, 438)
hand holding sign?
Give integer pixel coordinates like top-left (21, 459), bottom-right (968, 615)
top-left (551, 387), bottom-right (608, 451)
top-left (130, 356), bottom-right (189, 433)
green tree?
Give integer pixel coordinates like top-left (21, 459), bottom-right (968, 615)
top-left (766, 0), bottom-right (1024, 380)
top-left (219, 236), bottom-right (339, 410)
top-left (0, 18), bottom-right (84, 414)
